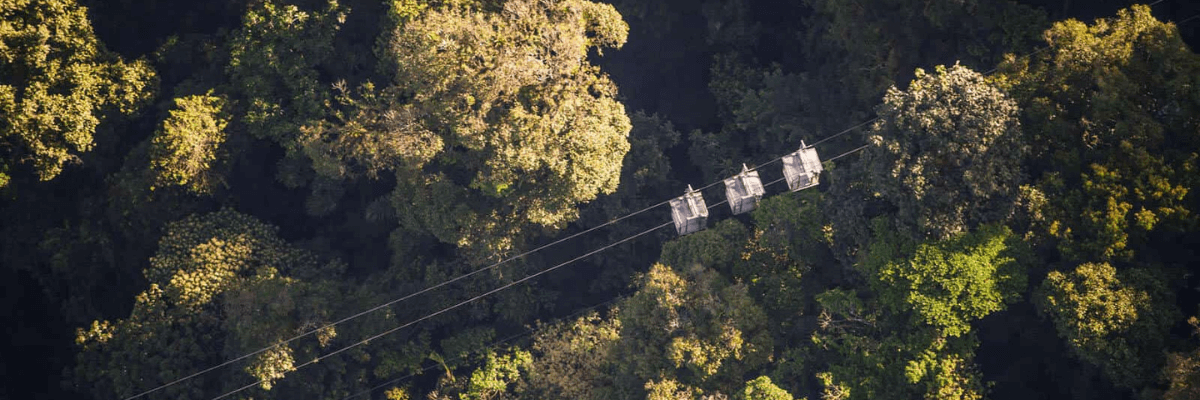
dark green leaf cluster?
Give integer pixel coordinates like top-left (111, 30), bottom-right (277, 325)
top-left (74, 209), bottom-right (342, 398)
top-left (865, 64), bottom-right (1026, 240)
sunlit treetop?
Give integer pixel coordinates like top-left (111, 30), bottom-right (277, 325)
top-left (617, 263), bottom-right (771, 391)
top-left (225, 0), bottom-right (345, 144)
top-left (1037, 262), bottom-right (1177, 388)
top-left (738, 376), bottom-right (794, 400)
top-left (997, 4), bottom-right (1200, 262)
top-left (867, 221), bottom-right (1029, 337)
top-left (74, 209), bottom-right (341, 398)
top-left (864, 63), bottom-right (1025, 241)
top-left (0, 0), bottom-right (156, 188)
top-left (147, 93), bottom-right (231, 194)
top-left (343, 0), bottom-right (634, 258)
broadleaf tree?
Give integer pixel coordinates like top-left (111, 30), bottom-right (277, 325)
top-left (997, 5), bottom-right (1200, 263)
top-left (0, 0), bottom-right (156, 187)
top-left (361, 0), bottom-right (632, 259)
top-left (863, 63), bottom-right (1025, 241)
top-left (73, 209), bottom-right (343, 399)
top-left (147, 93), bottom-right (231, 194)
top-left (1037, 262), bottom-right (1177, 388)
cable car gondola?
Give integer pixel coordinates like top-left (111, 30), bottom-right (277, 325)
top-left (669, 184), bottom-right (708, 235)
top-left (724, 164), bottom-right (765, 215)
top-left (782, 141), bottom-right (823, 192)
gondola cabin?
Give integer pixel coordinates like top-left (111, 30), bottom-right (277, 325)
top-left (783, 141), bottom-right (823, 192)
top-left (723, 164), bottom-right (765, 215)
top-left (670, 185), bottom-right (708, 235)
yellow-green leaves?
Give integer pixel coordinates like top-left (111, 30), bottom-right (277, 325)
top-left (644, 378), bottom-right (706, 400)
top-left (1041, 263), bottom-right (1140, 348)
top-left (1001, 5), bottom-right (1200, 263)
top-left (1037, 262), bottom-right (1177, 388)
top-left (618, 264), bottom-right (771, 390)
top-left (738, 376), bottom-right (794, 400)
top-left (0, 0), bottom-right (155, 187)
top-left (247, 346), bottom-right (297, 390)
top-left (300, 83), bottom-right (443, 181)
top-left (462, 349), bottom-right (532, 400)
top-left (812, 296), bottom-right (986, 400)
top-left (387, 0), bottom-right (428, 24)
top-left (1164, 318), bottom-right (1200, 400)
top-left (226, 0), bottom-right (343, 143)
top-left (379, 0), bottom-right (632, 259)
top-left (816, 221), bottom-right (1015, 400)
top-left (578, 1), bottom-right (628, 51)
top-left (523, 311), bottom-right (621, 400)
top-left (873, 224), bottom-right (1028, 337)
top-left (75, 209), bottom-right (339, 399)
top-left (148, 94), bottom-right (230, 194)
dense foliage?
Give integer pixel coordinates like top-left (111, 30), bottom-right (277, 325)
top-left (2, 1), bottom-right (1199, 400)
top-left (0, 0), bottom-right (155, 187)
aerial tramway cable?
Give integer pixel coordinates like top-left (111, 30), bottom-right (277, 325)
top-left (341, 294), bottom-right (629, 400)
top-left (336, 158), bottom-right (873, 398)
top-left (124, 120), bottom-right (862, 400)
top-left (210, 219), bottom-right (678, 400)
top-left (337, 156), bottom-right (875, 400)
top-left (201, 13), bottom-right (1200, 395)
top-left (123, 112), bottom-right (877, 400)
top-left (124, 197), bottom-right (664, 400)
top-left (124, 28), bottom-right (1068, 399)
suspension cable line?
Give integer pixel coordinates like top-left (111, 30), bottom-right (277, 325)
top-left (828, 144), bottom-right (870, 162)
top-left (124, 22), bottom-right (1078, 399)
top-left (340, 177), bottom-right (825, 399)
top-left (209, 220), bottom-right (675, 400)
top-left (341, 294), bottom-right (629, 400)
top-left (337, 175), bottom-right (822, 400)
top-left (124, 114), bottom-right (867, 400)
top-left (126, 124), bottom-right (843, 400)
top-left (125, 198), bottom-right (666, 400)
top-left (200, 15), bottom-right (1200, 396)
top-left (809, 118), bottom-right (879, 147)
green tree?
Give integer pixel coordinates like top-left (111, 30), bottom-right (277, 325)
top-left (659, 219), bottom-right (747, 273)
top-left (568, 111), bottom-right (683, 293)
top-left (369, 0), bottom-right (632, 259)
top-left (521, 311), bottom-right (622, 400)
top-left (691, 0), bottom-right (1045, 183)
top-left (617, 263), bottom-right (772, 393)
top-left (219, 0), bottom-right (349, 218)
top-left (73, 209), bottom-right (342, 399)
top-left (298, 81), bottom-right (442, 182)
top-left (801, 0), bottom-right (1044, 99)
top-left (424, 346), bottom-right (532, 400)
top-left (750, 191), bottom-right (833, 269)
top-left (811, 289), bottom-right (986, 400)
top-left (1164, 317), bottom-right (1200, 400)
top-left (1036, 262), bottom-right (1177, 388)
top-left (737, 192), bottom-right (827, 323)
top-left (867, 222), bottom-right (1029, 337)
top-left (738, 376), bottom-right (795, 400)
top-left (863, 64), bottom-right (1025, 240)
top-left (148, 93), bottom-right (231, 194)
top-left (645, 378), bottom-right (694, 400)
top-left (818, 220), bottom-right (1025, 399)
top-left (225, 0), bottom-right (344, 144)
top-left (997, 5), bottom-right (1200, 263)
top-left (463, 349), bottom-right (532, 400)
top-left (0, 0), bottom-right (156, 187)
top-left (645, 378), bottom-right (724, 400)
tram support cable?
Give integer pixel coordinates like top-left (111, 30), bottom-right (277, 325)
top-left (209, 220), bottom-right (674, 400)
